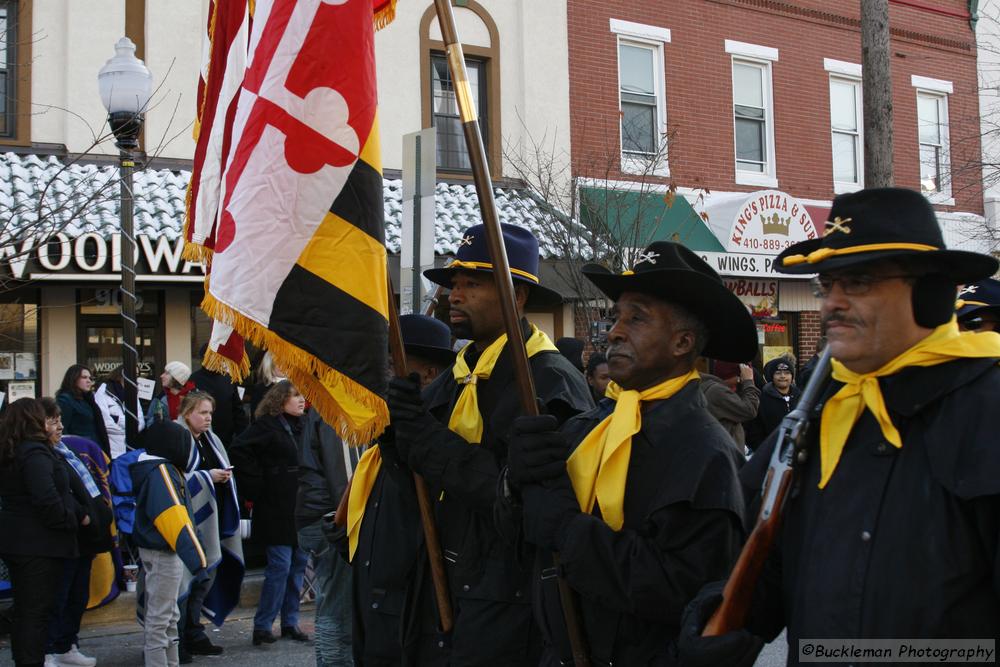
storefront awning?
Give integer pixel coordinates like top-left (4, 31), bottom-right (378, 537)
top-left (578, 186), bottom-right (725, 252)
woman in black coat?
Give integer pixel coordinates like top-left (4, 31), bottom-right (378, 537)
top-left (229, 380), bottom-right (310, 646)
top-left (0, 398), bottom-right (89, 667)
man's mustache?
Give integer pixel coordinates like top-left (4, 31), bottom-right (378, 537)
top-left (822, 312), bottom-right (863, 328)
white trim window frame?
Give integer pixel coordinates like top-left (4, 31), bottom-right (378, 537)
top-left (611, 19), bottom-right (670, 178)
top-left (726, 40), bottom-right (779, 188)
top-left (828, 73), bottom-right (863, 193)
top-left (912, 75), bottom-right (954, 204)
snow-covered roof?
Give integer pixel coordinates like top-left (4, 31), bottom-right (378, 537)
top-left (0, 152), bottom-right (570, 258)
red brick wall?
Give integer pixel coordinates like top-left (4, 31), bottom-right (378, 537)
top-left (797, 310), bottom-right (824, 364)
top-left (568, 0), bottom-right (982, 213)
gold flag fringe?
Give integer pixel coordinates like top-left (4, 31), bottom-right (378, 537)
top-left (201, 292), bottom-right (389, 446)
top-left (182, 240), bottom-right (214, 265)
top-left (374, 0), bottom-right (397, 31)
top-left (202, 345), bottom-right (251, 383)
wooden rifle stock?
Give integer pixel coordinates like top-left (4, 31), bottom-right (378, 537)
top-left (703, 347), bottom-right (833, 636)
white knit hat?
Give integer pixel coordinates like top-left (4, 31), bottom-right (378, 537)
top-left (164, 361), bottom-right (192, 386)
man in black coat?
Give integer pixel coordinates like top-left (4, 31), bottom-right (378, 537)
top-left (190, 344), bottom-right (249, 446)
top-left (680, 187), bottom-right (1000, 665)
top-left (508, 242), bottom-right (756, 666)
top-left (745, 356), bottom-right (800, 452)
top-left (345, 314), bottom-right (457, 667)
top-left (385, 223), bottom-right (594, 666)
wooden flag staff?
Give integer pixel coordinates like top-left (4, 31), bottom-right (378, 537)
top-left (431, 1), bottom-right (590, 664)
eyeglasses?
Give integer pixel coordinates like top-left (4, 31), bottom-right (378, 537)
top-left (961, 317), bottom-right (999, 332)
top-left (810, 273), bottom-right (914, 298)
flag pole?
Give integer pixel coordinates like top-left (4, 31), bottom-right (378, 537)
top-left (386, 281), bottom-right (454, 634)
top-left (431, 1), bottom-right (590, 664)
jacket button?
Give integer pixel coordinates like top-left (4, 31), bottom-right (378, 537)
top-left (462, 584), bottom-right (470, 592)
top-left (364, 560), bottom-right (370, 567)
top-left (875, 443), bottom-right (888, 454)
top-left (374, 501), bottom-right (379, 508)
top-left (515, 590), bottom-right (522, 598)
top-left (860, 530), bottom-right (872, 542)
top-left (371, 602), bottom-right (379, 609)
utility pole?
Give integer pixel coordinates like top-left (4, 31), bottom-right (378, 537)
top-left (861, 0), bottom-right (894, 187)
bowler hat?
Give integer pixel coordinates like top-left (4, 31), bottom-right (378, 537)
top-left (956, 278), bottom-right (1000, 322)
top-left (400, 314), bottom-right (455, 367)
top-left (424, 223), bottom-right (563, 307)
top-left (582, 241), bottom-right (758, 362)
top-left (775, 188), bottom-right (998, 282)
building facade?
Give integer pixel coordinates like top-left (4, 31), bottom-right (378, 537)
top-left (567, 0), bottom-right (985, 365)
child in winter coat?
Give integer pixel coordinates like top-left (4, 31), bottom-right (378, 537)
top-left (131, 420), bottom-right (207, 667)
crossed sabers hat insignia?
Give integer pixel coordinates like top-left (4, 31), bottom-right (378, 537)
top-left (825, 216), bottom-right (852, 235)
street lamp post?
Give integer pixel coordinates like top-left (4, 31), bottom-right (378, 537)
top-left (98, 37), bottom-right (152, 447)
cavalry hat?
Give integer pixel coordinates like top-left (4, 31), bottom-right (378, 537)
top-left (956, 278), bottom-right (1000, 322)
top-left (424, 223), bottom-right (563, 307)
top-left (400, 314), bottom-right (455, 366)
top-left (775, 187), bottom-right (998, 282)
top-left (582, 241), bottom-right (758, 362)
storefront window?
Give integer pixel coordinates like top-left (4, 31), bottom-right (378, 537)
top-left (759, 319), bottom-right (793, 365)
top-left (191, 290), bottom-right (211, 370)
top-left (0, 292), bottom-right (40, 401)
top-left (78, 289), bottom-right (163, 384)
top-left (83, 325), bottom-right (159, 381)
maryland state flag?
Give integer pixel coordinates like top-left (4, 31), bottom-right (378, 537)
top-left (197, 0), bottom-right (396, 442)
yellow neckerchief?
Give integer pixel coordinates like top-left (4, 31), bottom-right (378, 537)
top-left (346, 445), bottom-right (381, 561)
top-left (819, 318), bottom-right (1000, 489)
top-left (447, 325), bottom-right (557, 444)
top-left (566, 369), bottom-right (700, 531)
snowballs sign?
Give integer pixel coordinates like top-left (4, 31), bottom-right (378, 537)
top-left (728, 190), bottom-right (819, 253)
top-left (697, 190), bottom-right (824, 278)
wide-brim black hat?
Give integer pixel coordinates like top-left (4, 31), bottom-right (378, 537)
top-left (775, 187), bottom-right (998, 281)
top-left (424, 223), bottom-right (563, 308)
top-left (956, 278), bottom-right (1000, 321)
top-left (400, 314), bottom-right (455, 366)
top-left (582, 242), bottom-right (758, 362)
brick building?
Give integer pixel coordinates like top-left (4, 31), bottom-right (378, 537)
top-left (567, 0), bottom-right (984, 367)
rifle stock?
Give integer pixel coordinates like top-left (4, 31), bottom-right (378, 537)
top-left (702, 347), bottom-right (832, 637)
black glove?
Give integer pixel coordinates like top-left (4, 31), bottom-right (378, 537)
top-left (386, 373), bottom-right (432, 462)
top-left (521, 473), bottom-right (579, 552)
top-left (677, 581), bottom-right (764, 667)
top-left (508, 414), bottom-right (569, 489)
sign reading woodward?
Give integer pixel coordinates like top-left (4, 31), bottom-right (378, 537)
top-left (0, 232), bottom-right (206, 281)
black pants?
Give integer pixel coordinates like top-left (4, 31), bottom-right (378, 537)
top-left (3, 554), bottom-right (65, 667)
top-left (47, 554), bottom-right (94, 654)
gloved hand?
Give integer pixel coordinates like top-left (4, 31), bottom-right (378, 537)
top-left (676, 580), bottom-right (765, 667)
top-left (386, 373), bottom-right (432, 462)
top-left (507, 414), bottom-right (569, 489)
top-left (521, 473), bottom-right (579, 552)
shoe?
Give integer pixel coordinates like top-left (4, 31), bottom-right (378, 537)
top-left (179, 647), bottom-right (193, 665)
top-left (44, 655), bottom-right (58, 667)
top-left (252, 629), bottom-right (277, 646)
top-left (53, 645), bottom-right (98, 667)
top-left (187, 636), bottom-right (224, 656)
top-left (280, 626), bottom-right (309, 641)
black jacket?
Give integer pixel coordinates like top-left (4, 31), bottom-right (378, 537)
top-left (294, 409), bottom-right (355, 529)
top-left (230, 413), bottom-right (302, 546)
top-left (0, 440), bottom-right (84, 558)
top-left (383, 329), bottom-right (594, 667)
top-left (742, 358), bottom-right (1000, 662)
top-left (745, 383), bottom-right (801, 451)
top-left (190, 368), bottom-right (249, 446)
top-left (534, 383), bottom-right (745, 666)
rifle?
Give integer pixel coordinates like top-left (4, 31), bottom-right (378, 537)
top-left (702, 347), bottom-right (832, 636)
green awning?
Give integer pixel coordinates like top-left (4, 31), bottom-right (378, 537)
top-left (579, 186), bottom-right (725, 252)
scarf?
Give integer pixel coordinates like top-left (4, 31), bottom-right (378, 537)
top-left (566, 369), bottom-right (700, 530)
top-left (346, 445), bottom-right (380, 560)
top-left (448, 325), bottom-right (558, 444)
top-left (166, 381), bottom-right (196, 421)
top-left (819, 319), bottom-right (1000, 489)
top-left (55, 441), bottom-right (102, 498)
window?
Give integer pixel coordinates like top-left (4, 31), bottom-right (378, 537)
top-left (430, 53), bottom-right (487, 172)
top-left (917, 92), bottom-right (949, 196)
top-left (829, 77), bottom-right (862, 190)
top-left (727, 41), bottom-right (777, 187)
top-left (611, 19), bottom-right (670, 176)
top-left (0, 1), bottom-right (26, 141)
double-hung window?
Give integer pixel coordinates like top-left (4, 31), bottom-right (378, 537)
top-left (824, 60), bottom-right (864, 192)
top-left (726, 41), bottom-right (778, 187)
top-left (611, 19), bottom-right (670, 176)
top-left (912, 75), bottom-right (952, 201)
top-left (430, 53), bottom-right (487, 172)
